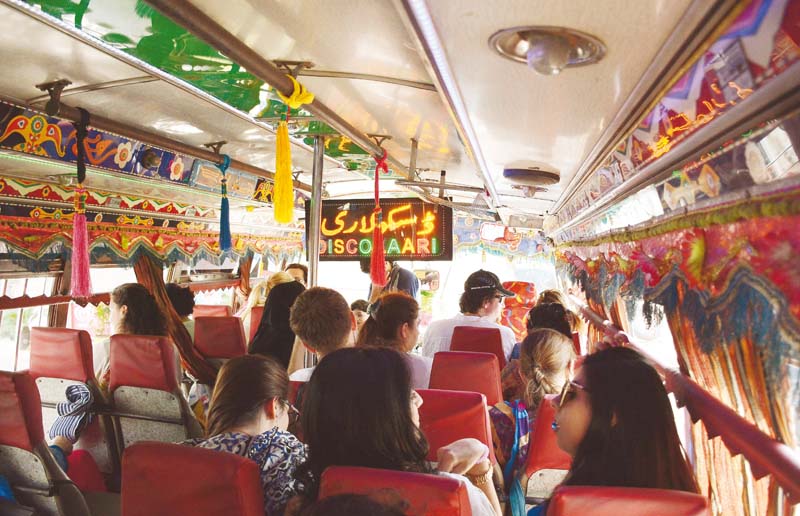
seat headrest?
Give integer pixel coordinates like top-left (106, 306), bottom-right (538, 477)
top-left (429, 352), bottom-right (502, 406)
top-left (0, 371), bottom-right (44, 451)
top-left (122, 441), bottom-right (264, 516)
top-left (194, 317), bottom-right (246, 359)
top-left (450, 326), bottom-right (506, 369)
top-left (417, 389), bottom-right (494, 463)
top-left (502, 281), bottom-right (537, 307)
top-left (29, 327), bottom-right (94, 382)
top-left (109, 335), bottom-right (178, 393)
top-left (320, 466), bottom-right (471, 515)
top-left (525, 395), bottom-right (571, 475)
top-left (548, 486), bottom-right (709, 516)
top-left (193, 305), bottom-right (231, 317)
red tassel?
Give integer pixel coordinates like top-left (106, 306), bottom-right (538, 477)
top-left (70, 186), bottom-right (92, 298)
top-left (369, 150), bottom-right (389, 287)
top-left (370, 207), bottom-right (386, 286)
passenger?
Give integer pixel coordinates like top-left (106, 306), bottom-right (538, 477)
top-left (350, 299), bottom-right (370, 331)
top-left (165, 283), bottom-right (196, 339)
top-left (359, 257), bottom-right (420, 302)
top-left (292, 347), bottom-right (502, 516)
top-left (421, 270), bottom-right (515, 360)
top-left (184, 354), bottom-right (305, 516)
top-left (93, 283), bottom-right (168, 386)
top-left (489, 329), bottom-right (574, 495)
top-left (249, 280), bottom-right (306, 368)
top-left (536, 289), bottom-right (567, 306)
top-left (238, 272), bottom-right (296, 338)
top-left (530, 347), bottom-right (700, 515)
top-left (285, 263), bottom-right (308, 286)
top-left (355, 293), bottom-right (432, 389)
top-left (299, 494), bottom-right (404, 516)
top-left (288, 287), bottom-right (356, 381)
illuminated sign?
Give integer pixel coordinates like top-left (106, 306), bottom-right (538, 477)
top-left (308, 198), bottom-right (453, 261)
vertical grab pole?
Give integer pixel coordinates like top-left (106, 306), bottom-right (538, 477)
top-left (308, 135), bottom-right (325, 288)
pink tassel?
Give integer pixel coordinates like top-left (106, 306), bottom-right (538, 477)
top-left (70, 186), bottom-right (92, 298)
top-left (370, 208), bottom-right (387, 286)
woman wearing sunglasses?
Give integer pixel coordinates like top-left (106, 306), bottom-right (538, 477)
top-left (529, 346), bottom-right (699, 515)
top-left (184, 354), bottom-right (306, 516)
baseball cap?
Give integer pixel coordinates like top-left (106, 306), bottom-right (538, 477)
top-left (464, 270), bottom-right (514, 297)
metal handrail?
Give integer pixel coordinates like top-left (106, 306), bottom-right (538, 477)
top-left (570, 296), bottom-right (800, 504)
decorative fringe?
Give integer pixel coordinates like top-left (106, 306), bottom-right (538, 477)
top-left (217, 155), bottom-right (232, 251)
top-left (274, 119), bottom-right (294, 223)
top-left (370, 150), bottom-right (389, 287)
top-left (70, 108), bottom-right (92, 298)
top-left (274, 75), bottom-right (314, 224)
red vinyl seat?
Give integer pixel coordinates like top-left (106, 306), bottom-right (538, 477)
top-left (192, 304), bottom-right (231, 317)
top-left (547, 485), bottom-right (709, 516)
top-left (0, 370), bottom-right (92, 515)
top-left (522, 396), bottom-right (571, 504)
top-left (122, 441), bottom-right (264, 516)
top-left (194, 317), bottom-right (247, 363)
top-left (501, 281), bottom-right (537, 343)
top-left (248, 306), bottom-right (264, 342)
top-left (109, 335), bottom-right (201, 451)
top-left (429, 352), bottom-right (503, 406)
top-left (417, 389), bottom-right (495, 464)
top-left (450, 326), bottom-right (507, 369)
top-left (29, 327), bottom-right (119, 481)
top-left (319, 466), bottom-right (471, 516)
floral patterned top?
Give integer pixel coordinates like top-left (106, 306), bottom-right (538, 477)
top-left (183, 428), bottom-right (307, 515)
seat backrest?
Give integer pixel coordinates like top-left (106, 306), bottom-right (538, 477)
top-left (547, 486), bottom-right (709, 516)
top-left (122, 441), bottom-right (264, 516)
top-left (192, 304), bottom-right (231, 317)
top-left (417, 389), bottom-right (495, 463)
top-left (28, 328), bottom-right (118, 478)
top-left (522, 396), bottom-right (571, 502)
top-left (501, 281), bottom-right (536, 343)
top-left (109, 335), bottom-right (199, 450)
top-left (429, 352), bottom-right (502, 406)
top-left (450, 326), bottom-right (506, 369)
top-left (319, 466), bottom-right (471, 516)
top-left (249, 306), bottom-right (264, 342)
top-left (0, 371), bottom-right (90, 516)
top-left (194, 317), bottom-right (247, 360)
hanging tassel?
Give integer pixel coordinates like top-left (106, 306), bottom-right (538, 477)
top-left (216, 154), bottom-right (232, 251)
top-left (70, 108), bottom-right (92, 298)
top-left (274, 76), bottom-right (314, 224)
top-left (370, 150), bottom-right (389, 287)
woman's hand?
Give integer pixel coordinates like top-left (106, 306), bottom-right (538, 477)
top-left (436, 438), bottom-right (490, 475)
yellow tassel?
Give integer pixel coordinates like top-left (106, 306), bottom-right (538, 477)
top-left (273, 76), bottom-right (315, 224)
top-left (274, 119), bottom-right (294, 223)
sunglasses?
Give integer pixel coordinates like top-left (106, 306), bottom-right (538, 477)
top-left (280, 399), bottom-right (301, 426)
top-left (558, 380), bottom-right (588, 408)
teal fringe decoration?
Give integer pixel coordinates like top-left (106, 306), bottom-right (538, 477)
top-left (217, 155), bottom-right (232, 251)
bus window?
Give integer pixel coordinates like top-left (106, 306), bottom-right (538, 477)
top-left (194, 287), bottom-right (235, 308)
top-left (0, 275), bottom-right (57, 371)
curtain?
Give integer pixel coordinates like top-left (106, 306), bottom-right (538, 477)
top-left (133, 255), bottom-right (217, 385)
top-left (233, 255), bottom-right (253, 314)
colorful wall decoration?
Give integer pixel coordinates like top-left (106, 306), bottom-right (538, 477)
top-left (557, 0), bottom-right (800, 231)
top-left (454, 216), bottom-right (549, 259)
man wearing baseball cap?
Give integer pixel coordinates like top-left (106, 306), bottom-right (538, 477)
top-left (421, 269), bottom-right (516, 360)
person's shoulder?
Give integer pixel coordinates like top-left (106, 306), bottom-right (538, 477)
top-left (289, 367), bottom-right (314, 381)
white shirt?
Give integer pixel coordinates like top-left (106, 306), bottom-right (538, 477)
top-left (289, 367), bottom-right (314, 382)
top-left (404, 353), bottom-right (432, 390)
top-left (421, 313), bottom-right (516, 360)
top-left (437, 471), bottom-right (495, 516)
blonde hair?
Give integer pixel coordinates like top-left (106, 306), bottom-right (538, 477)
top-left (537, 289), bottom-right (567, 306)
top-left (237, 271), bottom-right (297, 323)
top-left (519, 328), bottom-right (575, 410)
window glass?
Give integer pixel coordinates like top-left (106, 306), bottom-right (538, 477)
top-left (89, 267), bottom-right (137, 293)
top-left (15, 305), bottom-right (48, 371)
top-left (193, 287), bottom-right (234, 307)
top-left (25, 277), bottom-right (48, 297)
top-left (4, 278), bottom-right (26, 298)
top-left (67, 302), bottom-right (111, 346)
top-left (0, 309), bottom-right (19, 371)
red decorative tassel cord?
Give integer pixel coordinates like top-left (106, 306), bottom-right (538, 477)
top-left (370, 150), bottom-right (389, 287)
top-left (70, 108), bottom-right (92, 298)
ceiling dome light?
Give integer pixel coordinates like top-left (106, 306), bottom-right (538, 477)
top-left (490, 26), bottom-right (605, 75)
top-left (503, 161), bottom-right (560, 186)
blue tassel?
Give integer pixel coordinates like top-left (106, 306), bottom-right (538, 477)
top-left (217, 155), bottom-right (232, 251)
